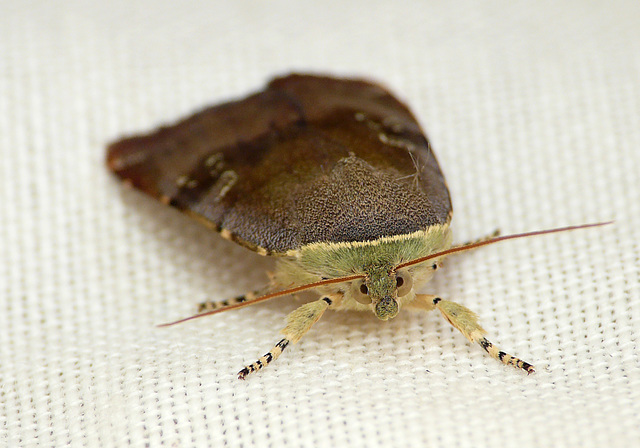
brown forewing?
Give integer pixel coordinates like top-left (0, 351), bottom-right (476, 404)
top-left (107, 74), bottom-right (452, 255)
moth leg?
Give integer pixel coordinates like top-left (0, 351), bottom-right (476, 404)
top-left (456, 229), bottom-right (500, 248)
top-left (411, 294), bottom-right (535, 374)
top-left (197, 289), bottom-right (265, 313)
top-left (237, 296), bottom-right (334, 379)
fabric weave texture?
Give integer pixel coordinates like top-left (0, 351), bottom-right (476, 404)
top-left (1, 2), bottom-right (639, 447)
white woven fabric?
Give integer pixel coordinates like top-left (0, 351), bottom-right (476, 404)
top-left (2, 1), bottom-right (639, 447)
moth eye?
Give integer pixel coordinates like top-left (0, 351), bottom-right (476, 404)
top-left (395, 270), bottom-right (413, 297)
top-left (353, 281), bottom-right (372, 305)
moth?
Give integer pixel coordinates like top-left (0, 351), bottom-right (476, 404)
top-left (107, 74), bottom-right (606, 379)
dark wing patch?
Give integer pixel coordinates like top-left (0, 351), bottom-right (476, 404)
top-left (107, 74), bottom-right (452, 255)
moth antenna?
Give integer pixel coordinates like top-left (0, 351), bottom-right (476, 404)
top-left (158, 274), bottom-right (364, 327)
top-left (396, 221), bottom-right (613, 270)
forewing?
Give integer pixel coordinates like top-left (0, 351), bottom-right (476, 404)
top-left (107, 74), bottom-right (451, 255)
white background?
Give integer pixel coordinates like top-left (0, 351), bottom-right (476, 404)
top-left (1, 1), bottom-right (639, 447)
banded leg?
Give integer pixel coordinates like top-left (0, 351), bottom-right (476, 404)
top-left (455, 229), bottom-right (500, 248)
top-left (197, 289), bottom-right (264, 313)
top-left (410, 294), bottom-right (535, 374)
top-left (237, 296), bottom-right (334, 379)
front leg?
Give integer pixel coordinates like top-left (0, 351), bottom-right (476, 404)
top-left (237, 296), bottom-right (336, 379)
top-left (409, 294), bottom-right (535, 374)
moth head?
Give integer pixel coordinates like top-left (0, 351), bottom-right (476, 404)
top-left (351, 267), bottom-right (414, 320)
